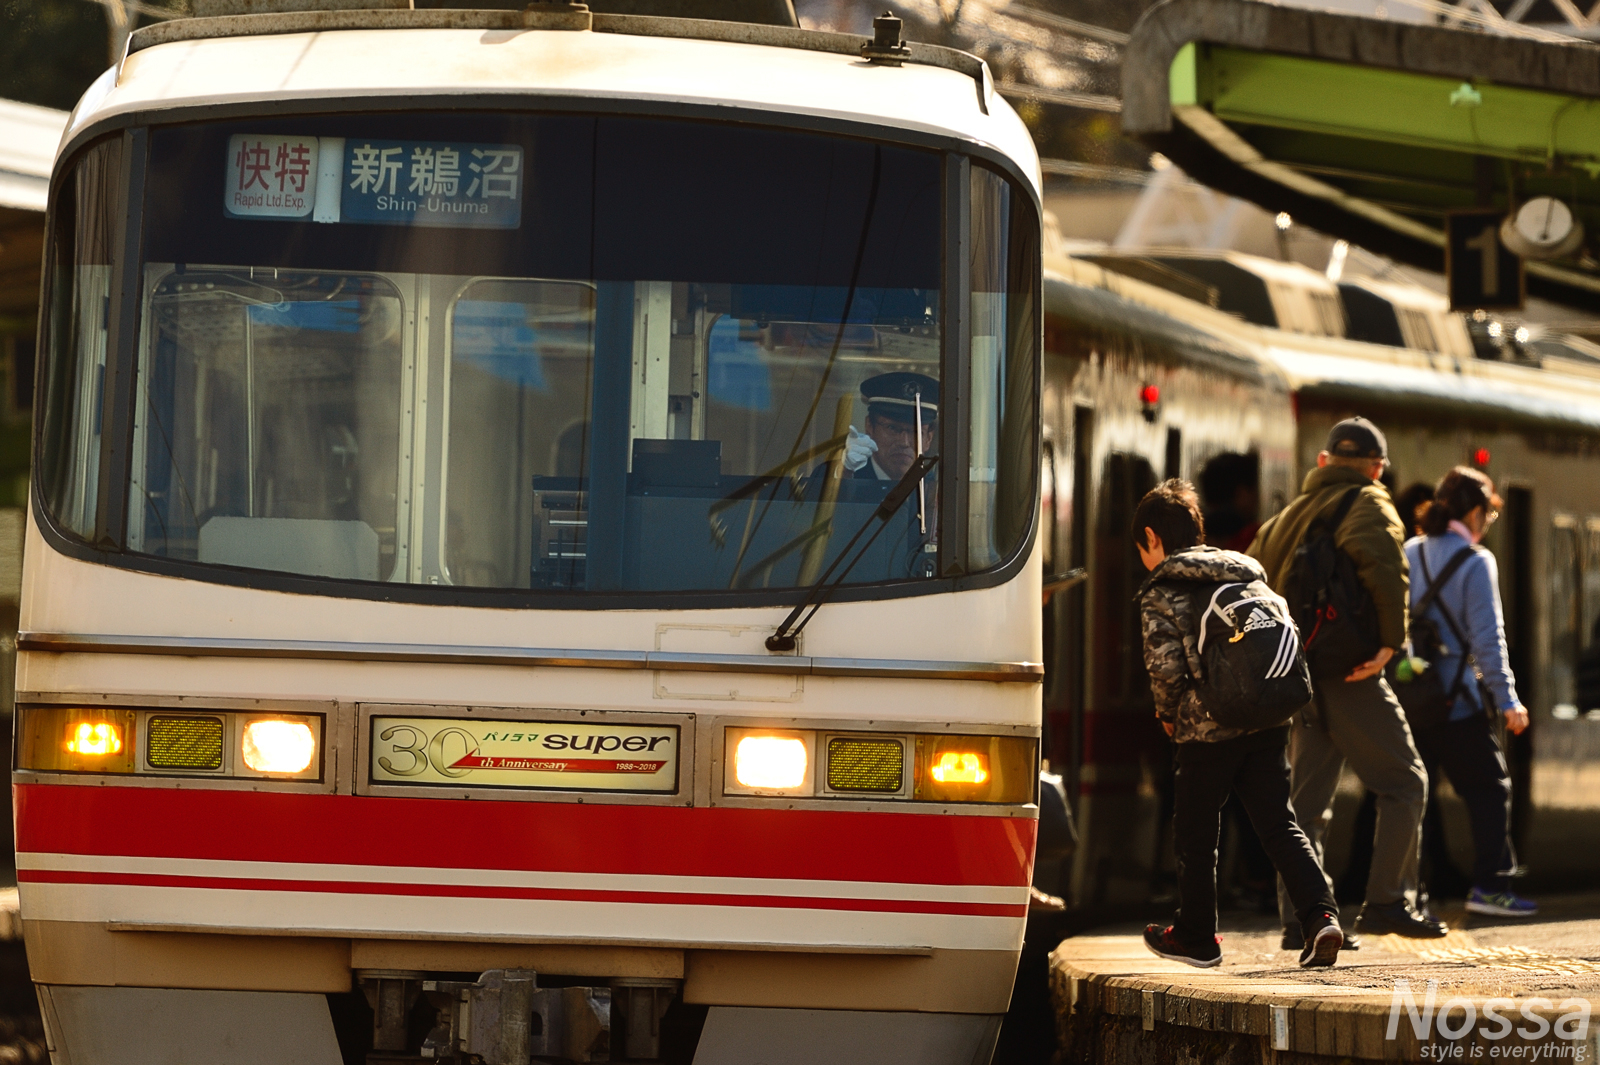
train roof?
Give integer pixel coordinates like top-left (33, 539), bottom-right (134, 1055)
top-left (1046, 252), bottom-right (1600, 435)
top-left (60, 7), bottom-right (1037, 195)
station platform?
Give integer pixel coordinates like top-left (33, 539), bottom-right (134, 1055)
top-left (1049, 895), bottom-right (1600, 1064)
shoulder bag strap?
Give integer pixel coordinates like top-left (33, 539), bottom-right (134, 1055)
top-left (1414, 545), bottom-right (1477, 622)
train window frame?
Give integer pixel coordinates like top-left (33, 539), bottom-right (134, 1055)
top-left (1550, 514), bottom-right (1582, 720)
top-left (126, 264), bottom-right (411, 579)
top-left (33, 100), bottom-right (1043, 611)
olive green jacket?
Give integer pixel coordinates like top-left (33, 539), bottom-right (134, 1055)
top-left (1247, 464), bottom-right (1410, 651)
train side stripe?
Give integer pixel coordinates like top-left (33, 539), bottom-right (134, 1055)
top-left (17, 883), bottom-right (1026, 952)
top-left (15, 869), bottom-right (1027, 918)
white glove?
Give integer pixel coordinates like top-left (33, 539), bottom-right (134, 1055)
top-left (843, 425), bottom-right (878, 472)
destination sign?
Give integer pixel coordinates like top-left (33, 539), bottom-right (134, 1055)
top-left (224, 135), bottom-right (523, 229)
top-left (369, 716), bottom-right (678, 792)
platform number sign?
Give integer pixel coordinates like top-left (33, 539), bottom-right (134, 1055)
top-left (1446, 209), bottom-right (1524, 311)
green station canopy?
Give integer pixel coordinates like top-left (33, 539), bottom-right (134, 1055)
top-left (1122, 0), bottom-right (1600, 307)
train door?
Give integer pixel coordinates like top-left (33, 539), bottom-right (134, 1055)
top-left (1504, 485), bottom-right (1536, 855)
top-left (1063, 406), bottom-right (1092, 805)
top-left (1074, 450), bottom-right (1158, 903)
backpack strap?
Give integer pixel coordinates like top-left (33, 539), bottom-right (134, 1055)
top-left (1197, 582), bottom-right (1244, 656)
top-left (1317, 486), bottom-right (1363, 536)
top-left (1414, 545), bottom-right (1477, 623)
top-left (1416, 543), bottom-right (1481, 706)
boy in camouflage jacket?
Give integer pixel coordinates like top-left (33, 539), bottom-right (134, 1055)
top-left (1135, 480), bottom-right (1343, 969)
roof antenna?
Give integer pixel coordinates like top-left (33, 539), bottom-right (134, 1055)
top-left (862, 10), bottom-right (912, 65)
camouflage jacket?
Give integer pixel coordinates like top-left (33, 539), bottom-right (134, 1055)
top-left (1139, 546), bottom-right (1273, 744)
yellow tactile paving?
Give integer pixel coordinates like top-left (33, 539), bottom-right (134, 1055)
top-left (1415, 945), bottom-right (1600, 975)
top-left (1361, 929), bottom-right (1480, 955)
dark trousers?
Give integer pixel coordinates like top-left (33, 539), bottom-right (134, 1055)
top-left (1413, 713), bottom-right (1516, 894)
top-left (1173, 727), bottom-right (1338, 945)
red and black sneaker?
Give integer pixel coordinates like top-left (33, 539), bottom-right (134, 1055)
top-left (1142, 924), bottom-right (1222, 968)
top-left (1299, 911), bottom-right (1343, 969)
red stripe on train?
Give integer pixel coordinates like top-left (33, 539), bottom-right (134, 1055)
top-left (17, 868), bottom-right (1026, 918)
top-left (14, 784), bottom-right (1036, 887)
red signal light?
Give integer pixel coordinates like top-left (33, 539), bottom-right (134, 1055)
top-left (1473, 448), bottom-right (1490, 467)
top-left (1140, 385), bottom-right (1160, 405)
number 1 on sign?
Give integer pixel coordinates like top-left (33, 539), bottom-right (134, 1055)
top-left (1465, 224), bottom-right (1499, 297)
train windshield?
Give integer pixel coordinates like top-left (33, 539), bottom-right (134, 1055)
top-left (39, 114), bottom-right (1037, 598)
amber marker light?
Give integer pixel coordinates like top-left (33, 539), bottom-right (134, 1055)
top-left (241, 720), bottom-right (317, 774)
top-left (930, 751), bottom-right (988, 785)
top-left (66, 721), bottom-right (123, 756)
top-left (18, 706), bottom-right (137, 773)
top-left (914, 734), bottom-right (1035, 803)
top-left (734, 735), bottom-right (807, 789)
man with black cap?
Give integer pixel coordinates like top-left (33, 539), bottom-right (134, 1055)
top-left (844, 371), bottom-right (938, 481)
top-left (1250, 417), bottom-right (1439, 942)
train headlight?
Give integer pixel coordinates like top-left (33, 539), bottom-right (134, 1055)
top-left (723, 729), bottom-right (815, 795)
top-left (915, 735), bottom-right (1035, 803)
top-left (17, 707), bottom-right (137, 773)
top-left (241, 719), bottom-right (317, 774)
top-left (735, 736), bottom-right (806, 788)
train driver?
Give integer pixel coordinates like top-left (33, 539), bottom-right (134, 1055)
top-left (842, 372), bottom-right (939, 480)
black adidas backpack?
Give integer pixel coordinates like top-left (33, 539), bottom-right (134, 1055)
top-left (1194, 579), bottom-right (1314, 730)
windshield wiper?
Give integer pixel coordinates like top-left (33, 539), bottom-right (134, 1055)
top-left (766, 454), bottom-right (938, 652)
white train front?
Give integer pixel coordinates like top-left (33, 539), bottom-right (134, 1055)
top-left (14, 6), bottom-right (1045, 1064)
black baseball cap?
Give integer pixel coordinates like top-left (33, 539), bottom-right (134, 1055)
top-left (1326, 416), bottom-right (1387, 460)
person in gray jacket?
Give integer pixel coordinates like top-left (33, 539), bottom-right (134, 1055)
top-left (1405, 467), bottom-right (1535, 917)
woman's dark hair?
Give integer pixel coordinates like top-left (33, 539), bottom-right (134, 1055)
top-left (1132, 479), bottom-right (1206, 553)
top-left (1394, 481), bottom-right (1435, 536)
top-left (1421, 467), bottom-right (1501, 537)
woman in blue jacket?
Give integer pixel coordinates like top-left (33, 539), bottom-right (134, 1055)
top-left (1405, 467), bottom-right (1536, 917)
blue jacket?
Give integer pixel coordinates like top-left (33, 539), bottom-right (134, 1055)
top-left (1404, 532), bottom-right (1520, 720)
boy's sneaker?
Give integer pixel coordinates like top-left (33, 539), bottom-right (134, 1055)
top-left (1466, 887), bottom-right (1538, 917)
top-left (1298, 912), bottom-right (1343, 968)
top-left (1142, 924), bottom-right (1221, 968)
top-left (1281, 925), bottom-right (1361, 951)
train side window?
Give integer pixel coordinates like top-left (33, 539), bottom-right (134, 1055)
top-left (1584, 520), bottom-right (1600, 652)
top-left (1198, 452), bottom-right (1260, 552)
top-left (37, 136), bottom-right (122, 543)
top-left (1338, 283), bottom-right (1404, 347)
top-left (1041, 440), bottom-right (1057, 573)
top-left (1550, 517), bottom-right (1581, 720)
top-left (967, 163), bottom-right (1040, 573)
